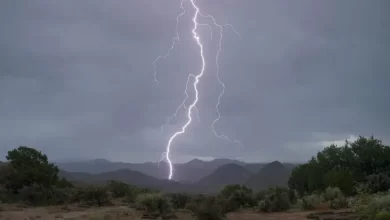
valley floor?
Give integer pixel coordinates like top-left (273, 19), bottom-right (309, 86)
top-left (0, 204), bottom-right (357, 220)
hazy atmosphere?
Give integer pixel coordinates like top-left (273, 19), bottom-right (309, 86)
top-left (1, 0), bottom-right (389, 163)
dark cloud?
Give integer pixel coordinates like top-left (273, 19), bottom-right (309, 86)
top-left (0, 0), bottom-right (389, 163)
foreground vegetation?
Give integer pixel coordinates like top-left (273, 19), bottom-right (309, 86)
top-left (0, 136), bottom-right (390, 220)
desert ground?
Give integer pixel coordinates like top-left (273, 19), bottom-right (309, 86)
top-left (0, 204), bottom-right (358, 220)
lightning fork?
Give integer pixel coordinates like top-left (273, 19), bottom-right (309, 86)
top-left (160, 74), bottom-right (194, 134)
top-left (157, 152), bottom-right (167, 168)
top-left (198, 13), bottom-right (243, 148)
top-left (156, 0), bottom-right (241, 180)
top-left (152, 0), bottom-right (185, 84)
top-left (161, 0), bottom-right (207, 180)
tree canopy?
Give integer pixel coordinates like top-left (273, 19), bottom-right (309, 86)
top-left (288, 136), bottom-right (390, 196)
top-left (0, 146), bottom-right (61, 192)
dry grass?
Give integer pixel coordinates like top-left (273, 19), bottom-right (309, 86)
top-left (0, 204), bottom-right (357, 220)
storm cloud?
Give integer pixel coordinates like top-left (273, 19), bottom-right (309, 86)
top-left (0, 0), bottom-right (389, 163)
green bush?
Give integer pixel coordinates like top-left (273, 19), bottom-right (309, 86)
top-left (323, 187), bottom-right (343, 201)
top-left (362, 195), bottom-right (390, 220)
top-left (136, 193), bottom-right (173, 216)
top-left (298, 194), bottom-right (323, 211)
top-left (330, 196), bottom-right (348, 209)
top-left (123, 187), bottom-right (138, 204)
top-left (288, 188), bottom-right (299, 204)
top-left (219, 185), bottom-right (254, 211)
top-left (186, 196), bottom-right (226, 220)
top-left (107, 180), bottom-right (129, 198)
top-left (322, 187), bottom-right (348, 209)
top-left (167, 192), bottom-right (191, 209)
top-left (82, 185), bottom-right (111, 206)
top-left (18, 184), bottom-right (50, 205)
top-left (257, 187), bottom-right (291, 212)
top-left (375, 211), bottom-right (390, 220)
top-left (254, 190), bottom-right (266, 201)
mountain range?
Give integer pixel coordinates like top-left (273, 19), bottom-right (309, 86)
top-left (56, 158), bottom-right (298, 193)
top-left (56, 158), bottom-right (261, 183)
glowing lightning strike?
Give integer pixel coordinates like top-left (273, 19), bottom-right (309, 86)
top-left (198, 14), bottom-right (244, 148)
top-left (160, 74), bottom-right (193, 134)
top-left (162, 0), bottom-right (206, 180)
top-left (155, 0), bottom-right (241, 180)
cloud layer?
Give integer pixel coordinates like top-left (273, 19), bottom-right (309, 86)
top-left (1, 0), bottom-right (389, 163)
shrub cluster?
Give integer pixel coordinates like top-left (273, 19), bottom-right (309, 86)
top-left (256, 187), bottom-right (292, 212)
top-left (185, 195), bottom-right (227, 220)
top-left (361, 195), bottom-right (390, 220)
top-left (135, 193), bottom-right (175, 218)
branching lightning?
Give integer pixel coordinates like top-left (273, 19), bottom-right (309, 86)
top-left (153, 0), bottom-right (241, 180)
top-left (199, 14), bottom-right (244, 148)
top-left (152, 0), bottom-right (186, 84)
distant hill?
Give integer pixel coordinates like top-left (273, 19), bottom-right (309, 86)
top-left (198, 163), bottom-right (252, 191)
top-left (284, 163), bottom-right (299, 172)
top-left (1, 158), bottom-right (296, 193)
top-left (243, 163), bottom-right (266, 173)
top-left (245, 161), bottom-right (291, 191)
top-left (59, 169), bottom-right (201, 193)
top-left (56, 158), bottom-right (251, 182)
top-left (56, 158), bottom-right (296, 188)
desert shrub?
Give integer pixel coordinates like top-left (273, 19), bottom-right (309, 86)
top-left (288, 188), bottom-right (299, 204)
top-left (123, 187), bottom-right (138, 204)
top-left (0, 187), bottom-right (20, 203)
top-left (361, 195), bottom-right (390, 220)
top-left (186, 196), bottom-right (226, 220)
top-left (375, 211), bottom-right (390, 220)
top-left (62, 187), bottom-right (87, 204)
top-left (167, 192), bottom-right (191, 209)
top-left (354, 183), bottom-right (375, 209)
top-left (257, 187), bottom-right (291, 212)
top-left (48, 187), bottom-right (74, 205)
top-left (219, 184), bottom-right (254, 211)
top-left (136, 193), bottom-right (173, 217)
top-left (355, 182), bottom-right (372, 195)
top-left (330, 196), bottom-right (349, 209)
top-left (298, 194), bottom-right (323, 211)
top-left (107, 180), bottom-right (129, 198)
top-left (366, 173), bottom-right (390, 194)
top-left (13, 184), bottom-right (69, 205)
top-left (323, 187), bottom-right (343, 201)
top-left (82, 185), bottom-right (111, 206)
top-left (56, 178), bottom-right (74, 188)
top-left (254, 190), bottom-right (266, 201)
top-left (18, 184), bottom-right (50, 205)
top-left (322, 187), bottom-right (348, 209)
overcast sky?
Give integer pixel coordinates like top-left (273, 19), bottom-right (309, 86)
top-left (0, 0), bottom-right (389, 163)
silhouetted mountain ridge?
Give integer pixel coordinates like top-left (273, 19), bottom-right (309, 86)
top-left (0, 158), bottom-right (297, 193)
top-left (198, 163), bottom-right (253, 191)
top-left (56, 158), bottom-right (265, 182)
top-left (56, 158), bottom-right (298, 191)
top-left (59, 169), bottom-right (202, 193)
top-left (245, 160), bottom-right (291, 190)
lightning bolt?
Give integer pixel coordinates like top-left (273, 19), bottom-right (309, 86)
top-left (160, 74), bottom-right (193, 134)
top-left (199, 14), bottom-right (244, 148)
top-left (154, 0), bottom-right (241, 180)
